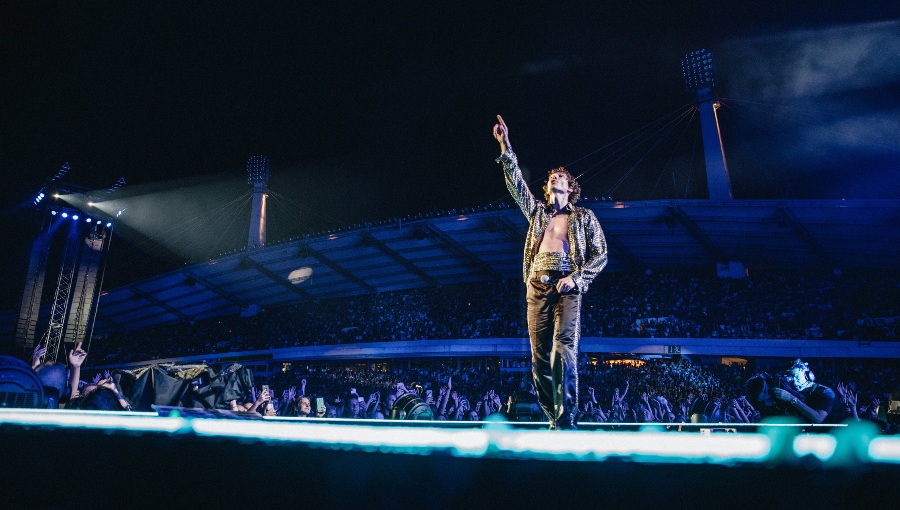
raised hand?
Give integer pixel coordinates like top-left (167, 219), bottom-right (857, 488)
top-left (836, 382), bottom-right (847, 400)
top-left (68, 342), bottom-right (87, 368)
top-left (31, 344), bottom-right (47, 369)
top-left (492, 115), bottom-right (511, 153)
top-left (92, 373), bottom-right (103, 384)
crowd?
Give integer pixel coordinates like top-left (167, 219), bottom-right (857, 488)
top-left (86, 269), bottom-right (898, 365)
top-left (10, 336), bottom-right (897, 433)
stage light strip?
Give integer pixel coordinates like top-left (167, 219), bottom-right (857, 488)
top-left (793, 435), bottom-right (837, 461)
top-left (191, 419), bottom-right (491, 457)
top-left (869, 437), bottom-right (900, 464)
top-left (2, 410), bottom-right (899, 466)
top-left (0, 409), bottom-right (186, 433)
top-left (494, 430), bottom-right (771, 463)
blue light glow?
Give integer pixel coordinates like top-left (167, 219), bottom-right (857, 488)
top-left (61, 212), bottom-right (68, 218)
top-left (1, 409), bottom-right (898, 468)
top-left (793, 435), bottom-right (836, 461)
top-left (72, 215), bottom-right (79, 220)
top-left (51, 211), bottom-right (57, 216)
top-left (869, 437), bottom-right (900, 464)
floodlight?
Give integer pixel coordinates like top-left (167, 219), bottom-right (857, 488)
top-left (61, 212), bottom-right (68, 218)
top-left (86, 218), bottom-right (92, 223)
top-left (51, 211), bottom-right (58, 216)
top-left (246, 155), bottom-right (270, 185)
top-left (681, 49), bottom-right (717, 92)
top-left (72, 215), bottom-right (79, 220)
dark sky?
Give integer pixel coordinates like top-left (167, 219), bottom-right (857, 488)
top-left (2, 3), bottom-right (899, 308)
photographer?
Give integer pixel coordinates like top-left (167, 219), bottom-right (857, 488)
top-left (771, 359), bottom-right (835, 424)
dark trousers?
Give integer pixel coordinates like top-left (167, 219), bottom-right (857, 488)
top-left (526, 273), bottom-right (581, 427)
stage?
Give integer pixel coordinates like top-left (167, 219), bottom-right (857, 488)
top-left (1, 409), bottom-right (898, 509)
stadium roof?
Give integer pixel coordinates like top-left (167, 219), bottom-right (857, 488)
top-left (94, 198), bottom-right (900, 333)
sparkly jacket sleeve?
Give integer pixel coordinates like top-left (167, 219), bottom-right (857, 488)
top-left (497, 148), bottom-right (538, 218)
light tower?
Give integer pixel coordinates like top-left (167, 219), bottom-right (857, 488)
top-left (246, 155), bottom-right (270, 249)
top-left (682, 49), bottom-right (733, 200)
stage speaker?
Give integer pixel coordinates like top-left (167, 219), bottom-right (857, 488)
top-left (0, 356), bottom-right (45, 408)
top-left (390, 393), bottom-right (434, 420)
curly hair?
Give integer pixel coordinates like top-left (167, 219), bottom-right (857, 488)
top-left (542, 167), bottom-right (581, 204)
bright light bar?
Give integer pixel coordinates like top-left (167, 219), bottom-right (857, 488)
top-left (496, 430), bottom-right (771, 463)
top-left (0, 409), bottom-right (187, 433)
top-left (192, 420), bottom-right (491, 457)
top-left (793, 434), bottom-right (836, 461)
top-left (869, 437), bottom-right (900, 464)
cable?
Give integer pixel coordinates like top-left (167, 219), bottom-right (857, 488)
top-left (601, 106), bottom-right (697, 196)
top-left (649, 108), bottom-right (699, 198)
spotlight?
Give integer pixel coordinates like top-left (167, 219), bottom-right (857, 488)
top-left (51, 211), bottom-right (57, 216)
top-left (72, 215), bottom-right (79, 220)
top-left (54, 194), bottom-right (60, 198)
top-left (106, 222), bottom-right (112, 227)
top-left (86, 218), bottom-right (92, 223)
top-left (87, 202), bottom-right (94, 206)
top-left (61, 213), bottom-right (68, 218)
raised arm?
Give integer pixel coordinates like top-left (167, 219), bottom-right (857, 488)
top-left (67, 342), bottom-right (87, 400)
top-left (493, 115), bottom-right (537, 217)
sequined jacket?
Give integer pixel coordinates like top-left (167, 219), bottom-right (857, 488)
top-left (498, 148), bottom-right (608, 292)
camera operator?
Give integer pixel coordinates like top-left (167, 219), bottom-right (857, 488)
top-left (772, 359), bottom-right (835, 424)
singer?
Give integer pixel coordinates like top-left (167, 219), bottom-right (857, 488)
top-left (493, 114), bottom-right (608, 430)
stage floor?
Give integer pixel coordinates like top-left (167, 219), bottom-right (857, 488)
top-left (2, 408), bottom-right (898, 508)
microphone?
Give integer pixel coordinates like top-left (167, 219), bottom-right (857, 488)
top-left (540, 274), bottom-right (556, 285)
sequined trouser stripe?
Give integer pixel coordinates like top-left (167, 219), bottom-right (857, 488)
top-left (526, 278), bottom-right (580, 426)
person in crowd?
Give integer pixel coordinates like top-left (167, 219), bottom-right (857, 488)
top-left (772, 359), bottom-right (835, 424)
top-left (343, 390), bottom-right (363, 419)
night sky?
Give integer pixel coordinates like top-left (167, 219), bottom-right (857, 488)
top-left (2, 3), bottom-right (899, 309)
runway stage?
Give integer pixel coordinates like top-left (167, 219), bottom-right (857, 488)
top-left (2, 409), bottom-right (898, 509)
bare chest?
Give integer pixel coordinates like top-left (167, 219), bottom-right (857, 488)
top-left (538, 214), bottom-right (569, 252)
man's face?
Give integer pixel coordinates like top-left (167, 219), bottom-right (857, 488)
top-left (548, 172), bottom-right (573, 195)
top-left (791, 367), bottom-right (810, 389)
top-left (348, 398), bottom-right (361, 417)
top-left (298, 397), bottom-right (311, 416)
